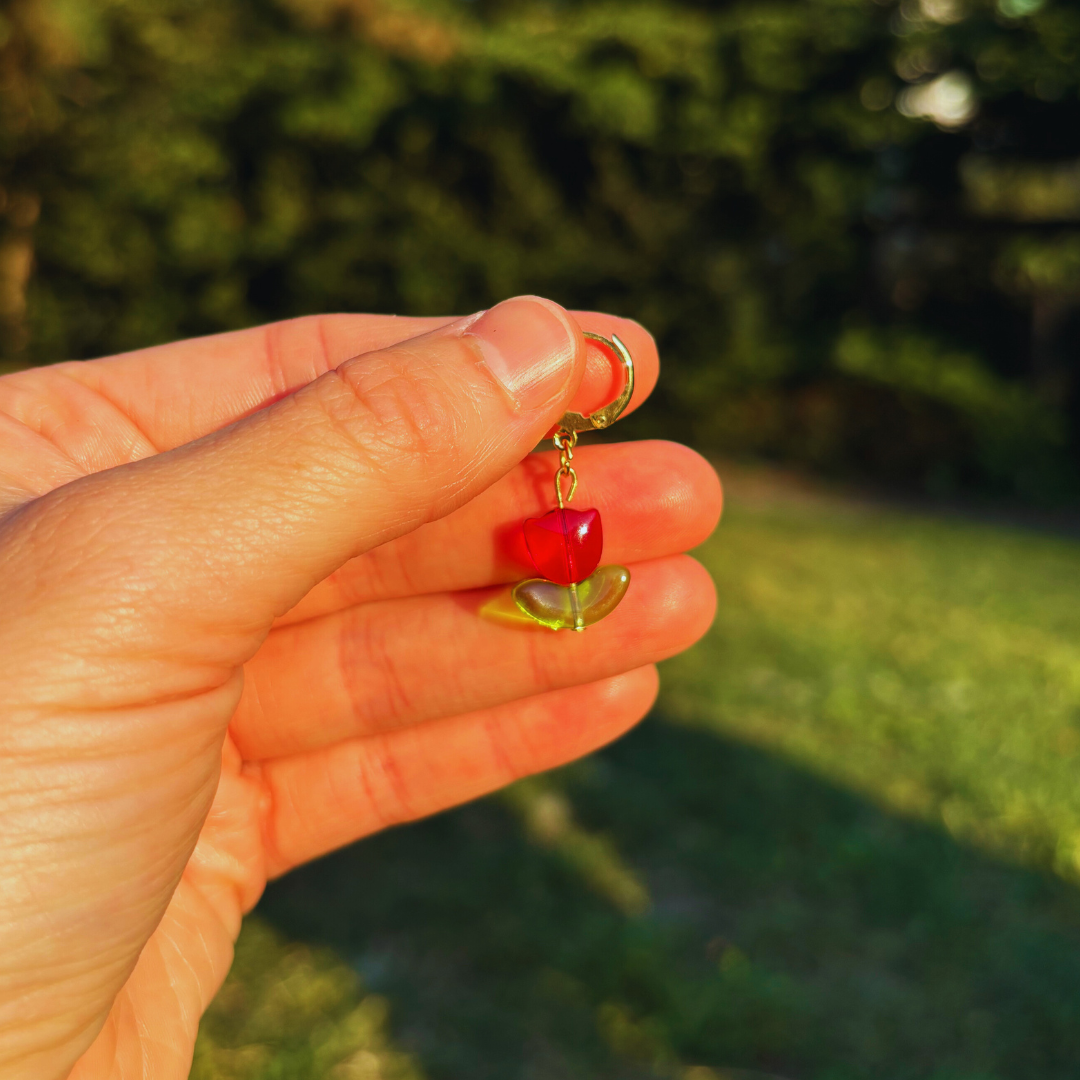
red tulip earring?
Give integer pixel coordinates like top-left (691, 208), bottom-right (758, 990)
top-left (512, 332), bottom-right (634, 631)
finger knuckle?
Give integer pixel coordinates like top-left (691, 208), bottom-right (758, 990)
top-left (317, 349), bottom-right (464, 470)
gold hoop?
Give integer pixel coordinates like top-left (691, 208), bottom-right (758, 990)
top-left (555, 332), bottom-right (635, 433)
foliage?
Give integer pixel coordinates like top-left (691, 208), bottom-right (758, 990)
top-left (192, 919), bottom-right (424, 1079)
top-left (2, 0), bottom-right (1080, 498)
top-left (199, 472), bottom-right (1080, 1079)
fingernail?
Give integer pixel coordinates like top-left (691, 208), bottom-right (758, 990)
top-left (462, 296), bottom-right (579, 410)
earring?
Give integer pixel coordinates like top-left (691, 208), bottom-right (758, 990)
top-left (512, 332), bottom-right (635, 631)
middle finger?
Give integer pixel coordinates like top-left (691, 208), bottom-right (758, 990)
top-left (275, 440), bottom-right (722, 626)
top-left (233, 554), bottom-right (715, 760)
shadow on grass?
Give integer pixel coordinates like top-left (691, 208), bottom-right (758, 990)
top-left (257, 717), bottom-right (1080, 1080)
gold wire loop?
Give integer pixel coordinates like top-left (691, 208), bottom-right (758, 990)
top-left (552, 428), bottom-right (577, 457)
top-left (556, 332), bottom-right (635, 434)
top-left (554, 465), bottom-right (578, 508)
top-left (553, 428), bottom-right (579, 507)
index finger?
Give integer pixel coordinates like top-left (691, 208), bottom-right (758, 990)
top-left (55, 309), bottom-right (659, 454)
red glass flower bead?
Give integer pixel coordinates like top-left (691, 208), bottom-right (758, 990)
top-left (523, 507), bottom-right (603, 585)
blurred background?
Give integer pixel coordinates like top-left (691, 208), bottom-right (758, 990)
top-left (4, 1), bottom-right (1080, 1077)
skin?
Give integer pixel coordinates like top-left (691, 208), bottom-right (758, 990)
top-left (0, 296), bottom-right (721, 1080)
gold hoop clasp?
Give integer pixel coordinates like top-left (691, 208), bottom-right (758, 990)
top-left (555, 332), bottom-right (635, 434)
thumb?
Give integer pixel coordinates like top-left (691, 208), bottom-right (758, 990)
top-left (2, 296), bottom-right (585, 675)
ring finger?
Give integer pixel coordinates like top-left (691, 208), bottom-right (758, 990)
top-left (254, 666), bottom-right (661, 876)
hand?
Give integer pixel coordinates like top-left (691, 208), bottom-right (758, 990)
top-left (0, 297), bottom-right (720, 1079)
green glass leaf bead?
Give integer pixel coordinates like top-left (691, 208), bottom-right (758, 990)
top-left (511, 565), bottom-right (630, 631)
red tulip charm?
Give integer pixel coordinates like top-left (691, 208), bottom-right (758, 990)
top-left (509, 331), bottom-right (635, 632)
top-left (523, 508), bottom-right (603, 586)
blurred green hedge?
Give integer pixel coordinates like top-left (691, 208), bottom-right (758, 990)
top-left (2, 0), bottom-right (1079, 500)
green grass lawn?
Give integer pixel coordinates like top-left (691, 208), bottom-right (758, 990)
top-left (193, 467), bottom-right (1080, 1080)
